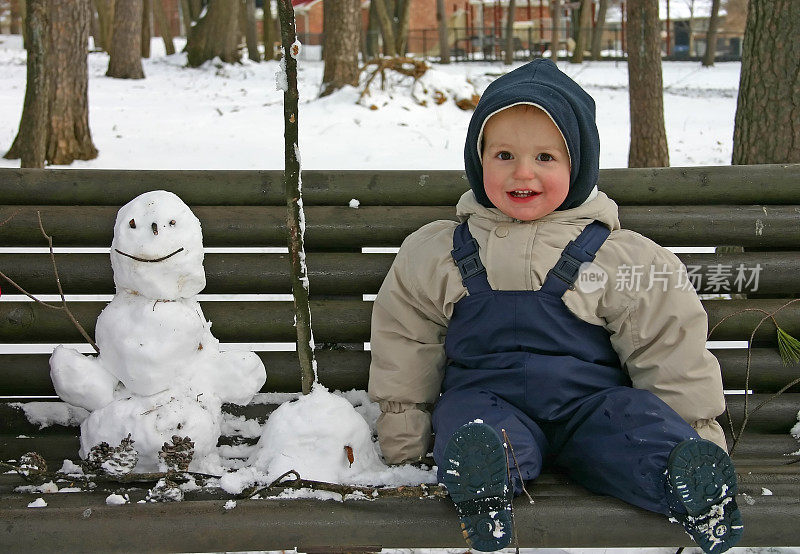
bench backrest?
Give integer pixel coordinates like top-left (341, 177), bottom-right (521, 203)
top-left (1, 165), bottom-right (799, 454)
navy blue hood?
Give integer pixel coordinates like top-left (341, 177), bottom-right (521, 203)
top-left (465, 59), bottom-right (600, 211)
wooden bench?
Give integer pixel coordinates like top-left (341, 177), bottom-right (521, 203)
top-left (1, 164), bottom-right (799, 552)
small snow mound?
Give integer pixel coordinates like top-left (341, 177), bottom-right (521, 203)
top-left (761, 487), bottom-right (773, 496)
top-left (105, 493), bottom-right (128, 505)
top-left (349, 198), bottom-right (360, 209)
top-left (223, 499), bottom-right (237, 510)
top-left (28, 498), bottom-right (47, 508)
top-left (59, 459), bottom-right (84, 476)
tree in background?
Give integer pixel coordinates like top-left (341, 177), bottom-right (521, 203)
top-left (732, 0), bottom-right (799, 164)
top-left (626, 0), bottom-right (669, 167)
top-left (262, 0), bottom-right (277, 61)
top-left (5, 0), bottom-right (98, 166)
top-left (503, 0), bottom-right (516, 65)
top-left (320, 0), bottom-right (360, 97)
top-left (141, 0), bottom-right (151, 58)
top-left (372, 0), bottom-right (411, 57)
top-left (10, 0), bottom-right (22, 34)
top-left (590, 0), bottom-right (609, 60)
top-left (364, 0), bottom-right (380, 60)
top-left (550, 0), bottom-right (561, 62)
top-left (106, 0), bottom-right (144, 78)
top-left (701, 0), bottom-right (721, 66)
top-left (241, 0), bottom-right (260, 62)
top-left (93, 0), bottom-right (114, 53)
top-left (436, 0), bottom-right (450, 64)
top-left (5, 0), bottom-right (48, 168)
top-left (153, 0), bottom-right (175, 55)
top-left (570, 0), bottom-right (592, 63)
top-left (186, 1), bottom-right (240, 67)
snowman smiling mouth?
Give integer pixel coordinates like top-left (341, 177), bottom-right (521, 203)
top-left (114, 247), bottom-right (184, 263)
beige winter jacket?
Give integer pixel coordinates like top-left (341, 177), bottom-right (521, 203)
top-left (368, 190), bottom-right (727, 464)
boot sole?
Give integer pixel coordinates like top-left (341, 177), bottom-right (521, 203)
top-left (441, 422), bottom-right (513, 552)
top-left (667, 439), bottom-right (743, 553)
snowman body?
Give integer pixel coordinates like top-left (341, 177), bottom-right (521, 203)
top-left (50, 191), bottom-right (266, 472)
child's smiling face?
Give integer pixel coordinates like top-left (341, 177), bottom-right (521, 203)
top-left (481, 105), bottom-right (571, 221)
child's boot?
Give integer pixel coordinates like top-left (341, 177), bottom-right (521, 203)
top-left (441, 421), bottom-right (513, 552)
top-left (666, 438), bottom-right (743, 553)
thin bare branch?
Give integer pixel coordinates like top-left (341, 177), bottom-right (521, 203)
top-left (0, 208), bottom-right (23, 227)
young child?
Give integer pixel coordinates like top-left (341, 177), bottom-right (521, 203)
top-left (368, 59), bottom-right (742, 553)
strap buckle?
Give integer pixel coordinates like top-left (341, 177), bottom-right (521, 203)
top-left (549, 240), bottom-right (590, 290)
top-left (452, 238), bottom-right (486, 281)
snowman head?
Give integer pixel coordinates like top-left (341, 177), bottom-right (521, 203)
top-left (111, 191), bottom-right (205, 299)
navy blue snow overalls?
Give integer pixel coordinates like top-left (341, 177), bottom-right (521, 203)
top-left (432, 220), bottom-right (700, 514)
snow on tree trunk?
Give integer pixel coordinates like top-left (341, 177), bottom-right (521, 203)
top-left (107, 0), bottom-right (145, 78)
top-left (278, 0), bottom-right (317, 395)
top-left (625, 0), bottom-right (669, 168)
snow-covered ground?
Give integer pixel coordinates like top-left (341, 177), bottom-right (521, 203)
top-left (0, 34), bottom-right (740, 171)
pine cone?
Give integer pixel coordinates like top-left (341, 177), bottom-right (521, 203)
top-left (18, 452), bottom-right (47, 478)
top-left (158, 435), bottom-right (195, 473)
top-left (84, 441), bottom-right (114, 473)
top-left (102, 434), bottom-right (138, 476)
top-left (146, 477), bottom-right (184, 502)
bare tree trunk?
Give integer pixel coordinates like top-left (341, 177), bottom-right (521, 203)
top-left (179, 0), bottom-right (193, 37)
top-left (321, 0), bottom-right (360, 97)
top-left (153, 0), bottom-right (175, 55)
top-left (277, 0), bottom-right (317, 396)
top-left (732, 0), bottom-right (800, 164)
top-left (262, 0), bottom-right (276, 60)
top-left (5, 0), bottom-right (49, 168)
top-left (92, 0), bottom-right (114, 52)
top-left (503, 0), bottom-right (516, 65)
top-left (364, 0), bottom-right (379, 59)
top-left (571, 0), bottom-right (591, 63)
top-left (550, 0), bottom-right (561, 62)
top-left (19, 0), bottom-right (28, 48)
top-left (590, 0), bottom-right (608, 60)
top-left (626, 0), bottom-right (669, 167)
top-left (702, 0), bottom-right (721, 66)
top-left (241, 0), bottom-right (260, 62)
top-left (141, 0), bottom-right (151, 58)
top-left (186, 1), bottom-right (240, 67)
top-left (436, 0), bottom-right (450, 63)
top-left (10, 0), bottom-right (22, 34)
top-left (394, 0), bottom-right (411, 55)
top-left (107, 0), bottom-right (144, 78)
top-left (372, 0), bottom-right (396, 57)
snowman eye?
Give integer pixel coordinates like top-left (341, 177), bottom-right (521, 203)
top-left (151, 222), bottom-right (158, 235)
top-left (169, 220), bottom-right (176, 226)
top-left (129, 219), bottom-right (136, 229)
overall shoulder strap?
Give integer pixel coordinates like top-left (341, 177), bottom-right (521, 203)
top-left (540, 221), bottom-right (612, 297)
top-left (451, 221), bottom-right (492, 294)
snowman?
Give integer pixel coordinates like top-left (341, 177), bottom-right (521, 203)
top-left (50, 191), bottom-right (266, 473)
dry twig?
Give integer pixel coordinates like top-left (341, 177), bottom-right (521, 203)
top-left (0, 211), bottom-right (98, 352)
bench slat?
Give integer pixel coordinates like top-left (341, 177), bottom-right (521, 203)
top-left (2, 251), bottom-right (799, 296)
top-left (2, 165), bottom-right (799, 205)
top-left (1, 299), bottom-right (797, 343)
top-left (3, 394), bottom-right (798, 438)
top-left (2, 205), bottom-right (800, 248)
top-left (1, 348), bottom-right (797, 396)
top-left (1, 489), bottom-right (796, 550)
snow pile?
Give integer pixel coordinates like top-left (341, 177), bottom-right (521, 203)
top-left (219, 385), bottom-right (436, 495)
top-left (358, 61), bottom-right (480, 111)
top-left (48, 191), bottom-right (266, 473)
top-left (11, 402), bottom-right (89, 429)
top-left (27, 498), bottom-right (47, 508)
